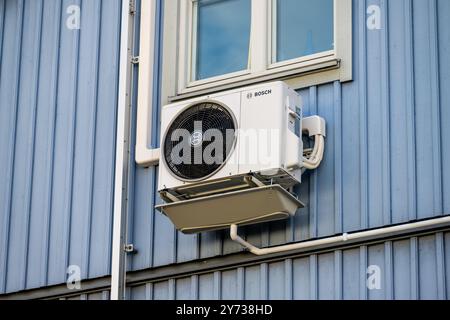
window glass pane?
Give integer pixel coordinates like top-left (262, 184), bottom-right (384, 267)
top-left (195, 0), bottom-right (251, 81)
top-left (275, 0), bottom-right (334, 62)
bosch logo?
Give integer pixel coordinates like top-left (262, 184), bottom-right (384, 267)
top-left (254, 89), bottom-right (272, 97)
top-left (246, 92), bottom-right (253, 99)
top-left (189, 131), bottom-right (203, 147)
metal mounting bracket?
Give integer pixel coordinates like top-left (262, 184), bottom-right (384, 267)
top-left (124, 244), bottom-right (137, 254)
top-left (131, 56), bottom-right (140, 64)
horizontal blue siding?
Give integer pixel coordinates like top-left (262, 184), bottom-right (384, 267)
top-left (128, 0), bottom-right (450, 272)
top-left (0, 0), bottom-right (121, 294)
top-left (128, 232), bottom-right (450, 300)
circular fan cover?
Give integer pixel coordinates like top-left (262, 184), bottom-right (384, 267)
top-left (163, 102), bottom-right (236, 181)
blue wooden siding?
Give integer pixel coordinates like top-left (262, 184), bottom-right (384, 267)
top-left (127, 232), bottom-right (450, 300)
top-left (0, 0), bottom-right (122, 294)
top-left (1, 0), bottom-right (449, 299)
top-left (128, 0), bottom-right (450, 271)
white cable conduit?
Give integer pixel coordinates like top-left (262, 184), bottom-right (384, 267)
top-left (302, 135), bottom-right (325, 169)
top-left (135, 0), bottom-right (160, 167)
top-left (301, 116), bottom-right (326, 170)
top-left (230, 216), bottom-right (450, 256)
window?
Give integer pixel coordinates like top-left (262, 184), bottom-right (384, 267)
top-left (194, 0), bottom-right (251, 81)
top-left (274, 0), bottom-right (334, 63)
top-left (155, 0), bottom-right (352, 100)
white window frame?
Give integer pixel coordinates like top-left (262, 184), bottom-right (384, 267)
top-left (141, 0), bottom-right (352, 103)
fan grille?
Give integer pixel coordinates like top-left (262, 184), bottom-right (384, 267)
top-left (163, 102), bottom-right (236, 181)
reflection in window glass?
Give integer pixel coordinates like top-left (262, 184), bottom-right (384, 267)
top-left (195, 0), bottom-right (251, 81)
top-left (276, 0), bottom-right (334, 63)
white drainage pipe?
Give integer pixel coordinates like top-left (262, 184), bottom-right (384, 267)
top-left (230, 216), bottom-right (450, 256)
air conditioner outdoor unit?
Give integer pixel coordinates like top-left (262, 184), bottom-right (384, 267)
top-left (156, 81), bottom-right (324, 234)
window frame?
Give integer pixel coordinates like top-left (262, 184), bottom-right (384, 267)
top-left (153, 0), bottom-right (352, 102)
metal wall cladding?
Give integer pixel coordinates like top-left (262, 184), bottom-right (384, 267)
top-left (128, 0), bottom-right (450, 271)
top-left (128, 232), bottom-right (450, 300)
top-left (61, 290), bottom-right (110, 301)
top-left (1, 0), bottom-right (450, 298)
top-left (0, 0), bottom-right (122, 294)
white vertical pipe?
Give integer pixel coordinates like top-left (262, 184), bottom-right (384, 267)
top-left (111, 0), bottom-right (135, 300)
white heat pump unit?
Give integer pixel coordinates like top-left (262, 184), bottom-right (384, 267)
top-left (156, 81), bottom-right (325, 234)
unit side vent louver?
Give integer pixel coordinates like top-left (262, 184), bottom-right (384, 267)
top-left (163, 102), bottom-right (236, 181)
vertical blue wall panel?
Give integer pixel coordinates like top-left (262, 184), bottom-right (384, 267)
top-left (438, 0), bottom-right (450, 215)
top-left (387, 0), bottom-right (412, 224)
top-left (88, 0), bottom-right (121, 278)
top-left (342, 248), bottom-right (359, 299)
top-left (4, 0), bottom-right (40, 293)
top-left (25, 0), bottom-right (56, 290)
top-left (412, 0), bottom-right (442, 219)
top-left (0, 0), bottom-right (121, 294)
top-left (244, 265), bottom-right (261, 300)
top-left (175, 277), bottom-right (192, 300)
top-left (392, 240), bottom-right (410, 299)
top-left (198, 273), bottom-right (214, 300)
top-left (0, 0), bottom-right (25, 294)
